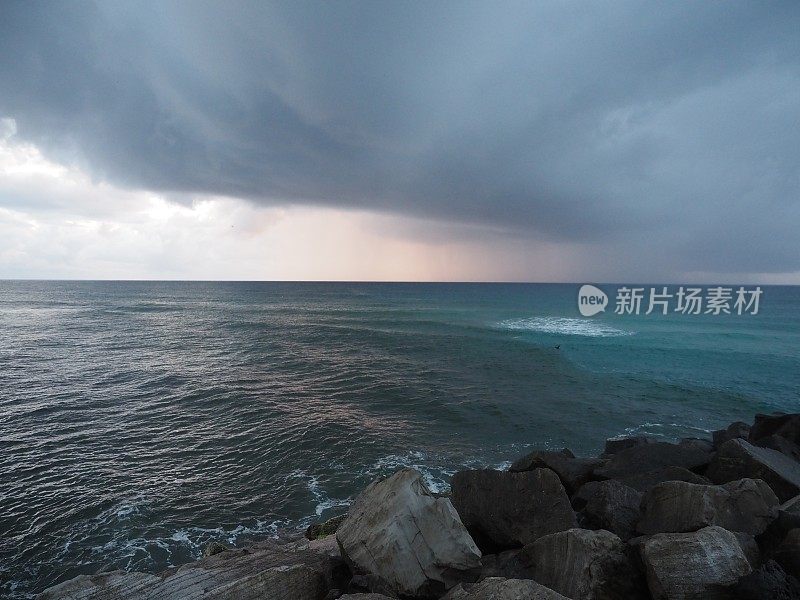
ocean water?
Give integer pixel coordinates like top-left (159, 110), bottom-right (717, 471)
top-left (1, 281), bottom-right (798, 597)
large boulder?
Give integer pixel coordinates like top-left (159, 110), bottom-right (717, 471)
top-left (707, 439), bottom-right (800, 502)
top-left (774, 528), bottom-right (800, 577)
top-left (713, 422), bottom-right (751, 449)
top-left (443, 577), bottom-right (569, 600)
top-left (618, 466), bottom-right (710, 493)
top-left (450, 468), bottom-right (576, 551)
top-left (509, 448), bottom-right (603, 495)
top-left (727, 560), bottom-right (800, 600)
top-left (594, 442), bottom-right (711, 481)
top-left (338, 595), bottom-right (394, 599)
top-left (637, 479), bottom-right (779, 535)
top-left (753, 434), bottom-right (800, 462)
top-left (572, 480), bottom-right (643, 541)
top-left (603, 435), bottom-right (654, 456)
top-left (640, 525), bottom-right (752, 600)
top-left (478, 549), bottom-right (529, 580)
top-left (336, 468), bottom-right (481, 598)
top-left (39, 542), bottom-right (338, 600)
top-left (521, 528), bottom-right (645, 600)
top-left (749, 413), bottom-right (800, 446)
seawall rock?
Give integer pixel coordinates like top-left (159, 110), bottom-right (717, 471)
top-left (707, 439), bottom-right (800, 502)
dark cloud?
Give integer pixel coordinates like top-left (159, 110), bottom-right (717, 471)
top-left (1, 0), bottom-right (799, 275)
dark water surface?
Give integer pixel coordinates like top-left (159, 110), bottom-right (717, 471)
top-left (1, 281), bottom-right (798, 597)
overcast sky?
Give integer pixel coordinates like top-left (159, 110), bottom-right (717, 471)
top-left (0, 1), bottom-right (798, 281)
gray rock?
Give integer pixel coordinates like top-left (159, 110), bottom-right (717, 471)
top-left (39, 542), bottom-right (337, 600)
top-left (604, 435), bottom-right (654, 456)
top-left (707, 439), bottom-right (800, 502)
top-left (572, 479), bottom-right (643, 540)
top-left (749, 413), bottom-right (800, 446)
top-left (450, 468), bottom-right (576, 550)
top-left (680, 437), bottom-right (715, 453)
top-left (306, 514), bottom-right (347, 540)
top-left (336, 468), bottom-right (482, 598)
top-left (594, 442), bottom-right (711, 480)
top-left (713, 422), bottom-right (751, 448)
top-left (640, 525), bottom-right (752, 600)
top-left (523, 528), bottom-right (645, 600)
top-left (727, 560), bottom-right (800, 600)
top-left (774, 528), bottom-right (800, 578)
top-left (338, 595), bottom-right (393, 599)
top-left (782, 494), bottom-right (800, 513)
top-left (734, 532), bottom-right (761, 569)
top-left (478, 549), bottom-right (529, 580)
top-left (509, 448), bottom-right (603, 495)
top-left (618, 466), bottom-right (710, 492)
top-left (637, 478), bottom-right (779, 535)
top-left (204, 541), bottom-right (229, 557)
top-left (754, 434), bottom-right (800, 463)
top-left (443, 577), bottom-right (569, 599)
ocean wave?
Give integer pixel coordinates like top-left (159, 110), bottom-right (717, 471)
top-left (499, 317), bottom-right (633, 337)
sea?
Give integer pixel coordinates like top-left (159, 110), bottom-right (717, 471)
top-left (1, 281), bottom-right (798, 597)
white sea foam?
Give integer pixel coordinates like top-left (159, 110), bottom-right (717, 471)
top-left (499, 316), bottom-right (633, 337)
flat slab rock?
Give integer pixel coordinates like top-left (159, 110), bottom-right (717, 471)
top-left (450, 468), bottom-right (577, 550)
top-left (594, 441), bottom-right (711, 480)
top-left (641, 525), bottom-right (752, 600)
top-left (443, 577), bottom-right (569, 600)
top-left (336, 468), bottom-right (481, 598)
top-left (707, 438), bottom-right (800, 503)
top-left (39, 542), bottom-right (335, 600)
top-left (637, 478), bottom-right (779, 535)
top-left (509, 448), bottom-right (604, 495)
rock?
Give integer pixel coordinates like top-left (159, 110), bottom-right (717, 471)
top-left (637, 478), bottom-right (779, 535)
top-left (572, 480), bottom-right (643, 540)
top-left (734, 532), bottom-right (762, 568)
top-left (680, 437), bottom-right (715, 453)
top-left (204, 541), bottom-right (229, 557)
top-left (707, 439), bottom-right (800, 502)
top-left (728, 560), bottom-right (800, 600)
top-left (604, 435), bottom-right (654, 456)
top-left (450, 468), bottom-right (577, 551)
top-left (39, 542), bottom-right (338, 600)
top-left (749, 413), bottom-right (800, 446)
top-left (618, 466), bottom-right (710, 492)
top-left (594, 442), bottom-right (711, 480)
top-left (774, 528), bottom-right (800, 578)
top-left (754, 434), bottom-right (800, 462)
top-left (509, 448), bottom-right (603, 495)
top-left (640, 525), bottom-right (752, 600)
top-left (336, 468), bottom-right (481, 598)
top-left (713, 422), bottom-right (751, 448)
top-left (306, 514), bottom-right (348, 540)
top-left (443, 577), bottom-right (569, 599)
top-left (338, 595), bottom-right (394, 599)
top-left (783, 494), bottom-right (800, 513)
top-left (478, 549), bottom-right (530, 580)
top-left (522, 528), bottom-right (645, 600)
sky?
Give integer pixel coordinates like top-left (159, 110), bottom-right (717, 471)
top-left (0, 1), bottom-right (798, 282)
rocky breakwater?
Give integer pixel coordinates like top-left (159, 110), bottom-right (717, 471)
top-left (40, 412), bottom-right (800, 599)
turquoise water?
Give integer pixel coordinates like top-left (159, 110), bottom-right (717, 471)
top-left (1, 281), bottom-right (798, 597)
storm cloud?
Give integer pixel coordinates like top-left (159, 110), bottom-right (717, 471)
top-left (1, 0), bottom-right (799, 278)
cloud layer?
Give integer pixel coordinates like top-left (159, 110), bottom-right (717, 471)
top-left (0, 1), bottom-right (799, 280)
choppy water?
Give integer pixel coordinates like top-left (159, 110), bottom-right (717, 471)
top-left (1, 281), bottom-right (798, 598)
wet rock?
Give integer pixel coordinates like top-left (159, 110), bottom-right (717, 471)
top-left (618, 466), bottom-right (710, 492)
top-left (572, 479), bottom-right (643, 540)
top-left (637, 478), bottom-right (779, 535)
top-left (509, 448), bottom-right (603, 495)
top-left (336, 468), bottom-right (481, 598)
top-left (749, 413), bottom-right (800, 446)
top-left (443, 577), bottom-right (569, 599)
top-left (713, 421), bottom-right (751, 448)
top-left (306, 514), bottom-right (347, 540)
top-left (604, 434), bottom-right (654, 456)
top-left (523, 528), bottom-right (646, 600)
top-left (450, 468), bottom-right (576, 551)
top-left (640, 525), bottom-right (752, 600)
top-left (594, 441), bottom-right (711, 480)
top-left (707, 439), bottom-right (800, 502)
top-left (727, 560), bottom-right (800, 600)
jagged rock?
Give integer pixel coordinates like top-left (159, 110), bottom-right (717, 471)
top-left (450, 468), bottom-right (577, 551)
top-left (640, 525), bottom-right (752, 600)
top-left (204, 541), bottom-right (229, 557)
top-left (713, 422), bottom-right (751, 448)
top-left (783, 494), bottom-right (800, 513)
top-left (618, 466), bottom-right (710, 492)
top-left (39, 542), bottom-right (337, 600)
top-left (749, 413), bottom-right (800, 446)
top-left (774, 528), bottom-right (800, 578)
top-left (637, 478), bottom-right (779, 535)
top-left (478, 549), bottom-right (529, 580)
top-left (594, 442), bottom-right (711, 480)
top-left (603, 435), bottom-right (654, 456)
top-left (707, 439), bottom-right (800, 502)
top-left (754, 434), bottom-right (800, 462)
top-left (572, 479), bottom-right (643, 540)
top-left (306, 514), bottom-right (348, 540)
top-left (509, 448), bottom-right (603, 495)
top-left (521, 528), bottom-right (645, 600)
top-left (734, 532), bottom-right (761, 568)
top-left (680, 437), bottom-right (715, 453)
top-left (443, 577), bottom-right (569, 599)
top-left (727, 560), bottom-right (800, 600)
top-left (336, 468), bottom-right (481, 598)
